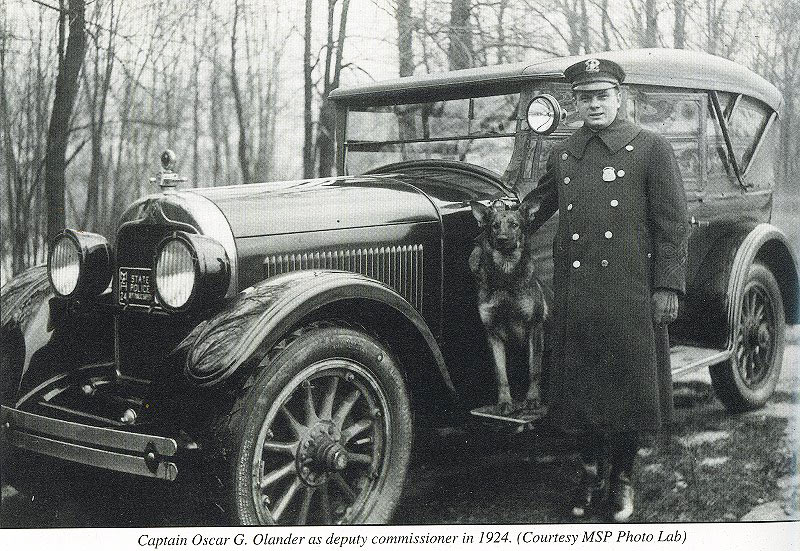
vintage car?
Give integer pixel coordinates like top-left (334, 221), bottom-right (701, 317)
top-left (1, 49), bottom-right (797, 525)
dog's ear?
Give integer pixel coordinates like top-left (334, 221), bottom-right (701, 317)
top-left (471, 202), bottom-right (490, 227)
top-left (519, 199), bottom-right (540, 228)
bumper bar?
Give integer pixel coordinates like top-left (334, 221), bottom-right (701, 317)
top-left (1, 405), bottom-right (178, 481)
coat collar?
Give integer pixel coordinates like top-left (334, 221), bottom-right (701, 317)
top-left (564, 117), bottom-right (641, 158)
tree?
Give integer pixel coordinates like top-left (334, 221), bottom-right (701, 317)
top-left (673, 0), bottom-right (686, 48)
top-left (448, 0), bottom-right (473, 70)
top-left (230, 0), bottom-right (249, 183)
top-left (45, 0), bottom-right (86, 241)
top-left (316, 0), bottom-right (351, 177)
top-left (82, 0), bottom-right (118, 231)
top-left (396, 0), bottom-right (414, 77)
top-left (303, 0), bottom-right (314, 178)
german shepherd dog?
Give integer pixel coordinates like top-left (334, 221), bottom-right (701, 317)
top-left (469, 199), bottom-right (549, 415)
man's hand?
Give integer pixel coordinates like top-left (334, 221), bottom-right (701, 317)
top-left (652, 289), bottom-right (678, 325)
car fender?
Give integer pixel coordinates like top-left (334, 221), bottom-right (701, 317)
top-left (725, 223), bottom-right (799, 348)
top-left (1, 266), bottom-right (117, 406)
top-left (178, 270), bottom-right (456, 398)
top-left (1, 266), bottom-right (52, 404)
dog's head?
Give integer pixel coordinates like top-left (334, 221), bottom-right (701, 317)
top-left (471, 200), bottom-right (540, 252)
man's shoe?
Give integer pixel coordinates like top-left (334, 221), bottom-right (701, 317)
top-left (610, 473), bottom-right (634, 522)
top-left (570, 462), bottom-right (605, 518)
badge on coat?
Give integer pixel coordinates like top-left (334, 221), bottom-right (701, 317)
top-left (602, 166), bottom-right (616, 182)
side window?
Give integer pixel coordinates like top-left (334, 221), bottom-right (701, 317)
top-left (727, 95), bottom-right (771, 170)
top-left (630, 89), bottom-right (705, 192)
top-left (706, 95), bottom-right (736, 188)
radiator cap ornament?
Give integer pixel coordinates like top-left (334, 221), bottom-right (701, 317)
top-left (150, 149), bottom-right (187, 190)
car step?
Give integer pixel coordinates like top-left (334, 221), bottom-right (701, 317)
top-left (670, 344), bottom-right (731, 377)
top-left (470, 345), bottom-right (731, 426)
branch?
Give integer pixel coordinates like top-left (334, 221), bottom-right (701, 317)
top-left (30, 0), bottom-right (66, 12)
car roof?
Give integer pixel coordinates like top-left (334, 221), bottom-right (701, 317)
top-left (329, 48), bottom-right (783, 115)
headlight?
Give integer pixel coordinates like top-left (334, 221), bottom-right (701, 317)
top-left (153, 232), bottom-right (230, 312)
top-left (48, 230), bottom-right (112, 298)
top-left (526, 94), bottom-right (564, 135)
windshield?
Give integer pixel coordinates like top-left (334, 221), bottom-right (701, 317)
top-left (341, 82), bottom-right (592, 195)
top-left (344, 93), bottom-right (519, 176)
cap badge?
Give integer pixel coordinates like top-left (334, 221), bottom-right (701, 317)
top-left (585, 59), bottom-right (600, 73)
top-left (602, 166), bottom-right (617, 182)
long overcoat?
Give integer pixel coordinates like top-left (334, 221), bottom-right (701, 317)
top-left (523, 116), bottom-right (689, 434)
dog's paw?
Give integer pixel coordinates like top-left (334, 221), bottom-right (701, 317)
top-left (496, 400), bottom-right (513, 416)
top-left (523, 397), bottom-right (546, 412)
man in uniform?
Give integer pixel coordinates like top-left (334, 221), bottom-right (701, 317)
top-left (522, 58), bottom-right (689, 521)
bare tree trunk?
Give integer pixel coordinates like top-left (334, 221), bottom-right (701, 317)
top-left (45, 0), bottom-right (86, 241)
top-left (448, 0), bottom-right (472, 70)
top-left (192, 1), bottom-right (201, 187)
top-left (303, 0), bottom-right (314, 178)
top-left (706, 0), bottom-right (717, 54)
top-left (0, 26), bottom-right (24, 273)
top-left (230, 0), bottom-right (249, 183)
top-left (397, 0), bottom-right (414, 76)
top-left (673, 0), bottom-right (686, 48)
top-left (83, 0), bottom-right (116, 231)
top-left (601, 0), bottom-right (611, 50)
top-left (209, 33), bottom-right (222, 185)
top-left (580, 0), bottom-right (591, 53)
top-left (644, 0), bottom-right (658, 47)
top-left (317, 0), bottom-right (350, 177)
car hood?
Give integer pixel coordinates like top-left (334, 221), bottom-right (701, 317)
top-left (118, 175), bottom-right (440, 239)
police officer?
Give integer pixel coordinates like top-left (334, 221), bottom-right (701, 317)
top-left (522, 58), bottom-right (689, 521)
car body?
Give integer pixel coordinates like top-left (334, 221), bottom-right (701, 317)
top-left (1, 48), bottom-right (797, 525)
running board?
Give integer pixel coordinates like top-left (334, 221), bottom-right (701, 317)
top-left (670, 345), bottom-right (731, 377)
top-left (470, 403), bottom-right (548, 425)
top-left (470, 345), bottom-right (731, 425)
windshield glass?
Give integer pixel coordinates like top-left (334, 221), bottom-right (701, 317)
top-left (344, 93), bottom-right (519, 176)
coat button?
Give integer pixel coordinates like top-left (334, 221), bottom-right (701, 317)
top-left (562, 152), bottom-right (568, 160)
top-left (563, 177), bottom-right (571, 184)
top-left (605, 231), bottom-right (613, 239)
top-left (647, 253), bottom-right (652, 259)
top-left (572, 260), bottom-right (581, 268)
top-left (567, 203), bottom-right (573, 211)
top-left (625, 144), bottom-right (634, 151)
top-left (601, 259), bottom-right (609, 267)
top-left (572, 233), bottom-right (579, 241)
top-left (610, 199), bottom-right (619, 207)
top-left (617, 169), bottom-right (625, 177)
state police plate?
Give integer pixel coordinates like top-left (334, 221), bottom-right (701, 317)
top-left (118, 267), bottom-right (153, 308)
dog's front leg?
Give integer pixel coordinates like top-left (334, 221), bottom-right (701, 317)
top-left (524, 323), bottom-right (544, 411)
top-left (487, 333), bottom-right (513, 415)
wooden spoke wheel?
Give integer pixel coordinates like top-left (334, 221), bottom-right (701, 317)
top-left (711, 263), bottom-right (785, 412)
top-left (222, 326), bottom-right (411, 525)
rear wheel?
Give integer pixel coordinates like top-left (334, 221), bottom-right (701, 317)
top-left (710, 262), bottom-right (785, 412)
top-left (220, 326), bottom-right (412, 525)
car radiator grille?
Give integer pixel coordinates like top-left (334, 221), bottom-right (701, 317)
top-left (263, 245), bottom-right (424, 311)
top-left (115, 223), bottom-right (194, 379)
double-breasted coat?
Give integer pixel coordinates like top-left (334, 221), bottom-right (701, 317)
top-left (522, 116), bottom-right (689, 434)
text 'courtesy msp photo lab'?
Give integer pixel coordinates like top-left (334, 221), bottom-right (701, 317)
top-left (7, 523), bottom-right (797, 551)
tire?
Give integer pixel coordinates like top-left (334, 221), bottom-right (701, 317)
top-left (218, 326), bottom-right (412, 525)
top-left (710, 262), bottom-right (785, 412)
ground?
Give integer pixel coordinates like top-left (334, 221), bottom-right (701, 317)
top-left (1, 330), bottom-right (797, 527)
top-left (393, 328), bottom-right (799, 524)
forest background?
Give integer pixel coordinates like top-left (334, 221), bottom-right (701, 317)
top-left (2, 0), bottom-right (799, 282)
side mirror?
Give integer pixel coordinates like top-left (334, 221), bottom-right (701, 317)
top-left (526, 94), bottom-right (564, 135)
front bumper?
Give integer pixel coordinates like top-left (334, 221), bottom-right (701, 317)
top-left (1, 405), bottom-right (178, 481)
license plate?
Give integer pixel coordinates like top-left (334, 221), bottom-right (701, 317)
top-left (118, 267), bottom-right (153, 307)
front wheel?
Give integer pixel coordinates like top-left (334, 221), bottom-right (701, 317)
top-left (710, 262), bottom-right (785, 412)
top-left (220, 326), bottom-right (412, 525)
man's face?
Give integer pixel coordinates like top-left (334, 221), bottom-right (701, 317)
top-left (575, 87), bottom-right (621, 130)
